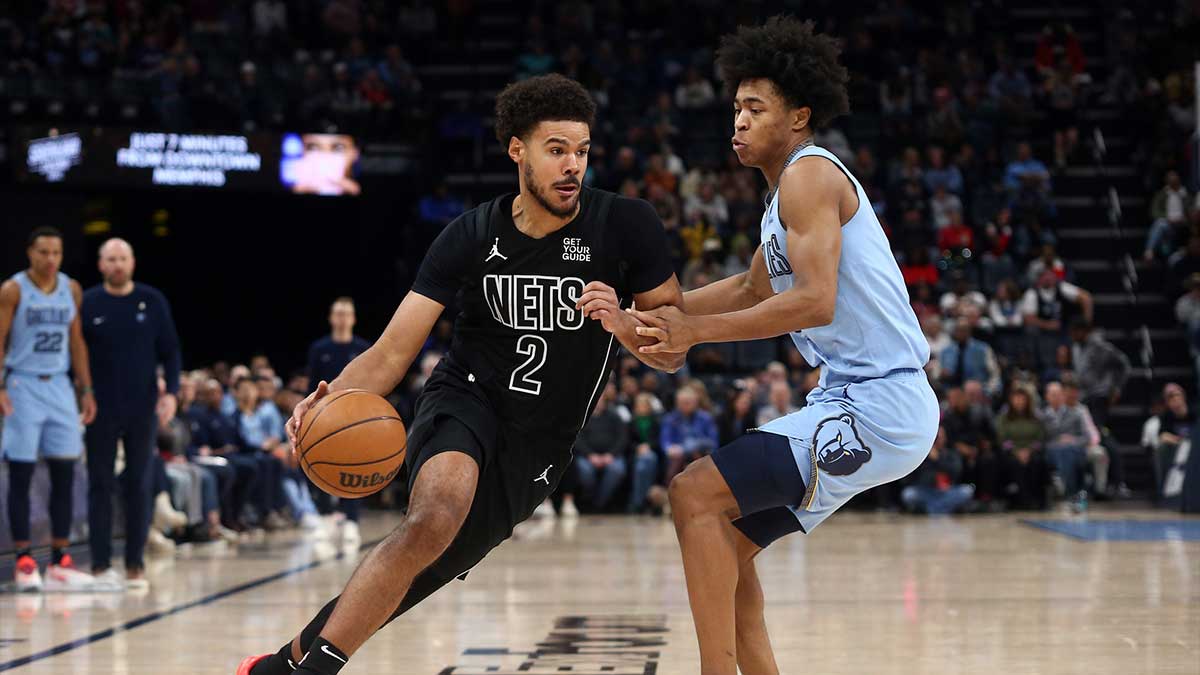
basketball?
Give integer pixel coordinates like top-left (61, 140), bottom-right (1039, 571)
top-left (297, 389), bottom-right (407, 499)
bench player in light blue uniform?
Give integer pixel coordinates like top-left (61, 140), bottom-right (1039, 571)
top-left (1, 227), bottom-right (98, 592)
top-left (628, 17), bottom-right (939, 674)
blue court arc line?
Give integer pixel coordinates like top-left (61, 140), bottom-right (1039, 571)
top-left (0, 537), bottom-right (382, 673)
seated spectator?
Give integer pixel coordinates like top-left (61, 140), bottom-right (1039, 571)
top-left (683, 181), bottom-right (730, 234)
top-left (1035, 22), bottom-right (1086, 77)
top-left (989, 59), bottom-right (1034, 117)
top-left (189, 379), bottom-right (259, 531)
top-left (937, 210), bottom-right (974, 255)
top-left (1145, 170), bottom-right (1193, 261)
top-left (419, 183), bottom-right (465, 229)
top-left (940, 321), bottom-right (1002, 398)
top-left (925, 87), bottom-right (966, 149)
top-left (660, 385), bottom-right (719, 483)
top-left (902, 247), bottom-right (940, 288)
top-left (1041, 57), bottom-right (1082, 169)
top-left (1005, 142), bottom-right (1055, 219)
top-left (996, 387), bottom-right (1049, 510)
top-left (1168, 235), bottom-right (1200, 299)
top-left (923, 147), bottom-right (964, 198)
top-left (674, 66), bottom-right (716, 109)
top-left (921, 314), bottom-right (952, 381)
top-left (939, 273), bottom-right (988, 321)
top-left (1174, 273), bottom-right (1200, 389)
top-left (157, 389), bottom-right (231, 543)
top-left (756, 381), bottom-right (799, 427)
top-left (515, 40), bottom-right (554, 80)
top-left (230, 377), bottom-right (288, 529)
top-left (1041, 381), bottom-right (1089, 499)
top-left (1148, 383), bottom-right (1195, 504)
top-left (900, 427), bottom-right (975, 514)
top-left (628, 393), bottom-right (663, 513)
top-left (930, 185), bottom-right (965, 230)
top-left (643, 154), bottom-right (678, 194)
top-left (1063, 379), bottom-right (1114, 496)
top-left (569, 396), bottom-right (635, 512)
top-left (910, 281), bottom-right (939, 322)
top-left (718, 381), bottom-right (757, 446)
top-left (943, 386), bottom-right (999, 502)
top-left (1021, 269), bottom-right (1092, 370)
top-left (980, 212), bottom-right (1017, 292)
top-left (1025, 243), bottom-right (1067, 286)
top-left (889, 146), bottom-right (924, 187)
top-left (989, 279), bottom-right (1026, 364)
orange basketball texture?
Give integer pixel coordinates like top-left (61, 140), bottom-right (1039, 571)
top-left (297, 389), bottom-right (407, 499)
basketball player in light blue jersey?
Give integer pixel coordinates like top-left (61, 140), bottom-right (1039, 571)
top-left (0, 227), bottom-right (100, 592)
top-left (628, 17), bottom-right (939, 674)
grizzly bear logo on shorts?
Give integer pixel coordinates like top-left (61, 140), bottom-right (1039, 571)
top-left (813, 413), bottom-right (872, 476)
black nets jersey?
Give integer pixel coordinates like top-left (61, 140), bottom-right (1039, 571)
top-left (411, 188), bottom-right (673, 449)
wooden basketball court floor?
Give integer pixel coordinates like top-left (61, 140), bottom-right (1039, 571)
top-left (1, 510), bottom-right (1197, 674)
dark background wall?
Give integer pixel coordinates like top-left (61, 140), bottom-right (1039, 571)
top-left (1, 181), bottom-right (444, 377)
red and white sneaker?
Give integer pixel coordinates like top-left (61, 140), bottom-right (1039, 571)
top-left (14, 554), bottom-right (42, 593)
top-left (45, 554), bottom-right (121, 592)
top-left (236, 654), bottom-right (271, 675)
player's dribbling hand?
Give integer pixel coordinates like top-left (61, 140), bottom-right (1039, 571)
top-left (627, 305), bottom-right (695, 354)
top-left (287, 380), bottom-right (331, 453)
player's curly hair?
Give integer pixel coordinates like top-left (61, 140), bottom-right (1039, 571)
top-left (494, 74), bottom-right (596, 145)
top-left (715, 16), bottom-right (850, 129)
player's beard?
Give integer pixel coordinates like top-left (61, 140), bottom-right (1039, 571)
top-left (524, 162), bottom-right (580, 218)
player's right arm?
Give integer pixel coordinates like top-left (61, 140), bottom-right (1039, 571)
top-left (286, 292), bottom-right (442, 447)
top-left (680, 246), bottom-right (772, 315)
top-left (0, 280), bottom-right (18, 416)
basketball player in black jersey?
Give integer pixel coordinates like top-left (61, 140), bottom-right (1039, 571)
top-left (238, 74), bottom-right (684, 675)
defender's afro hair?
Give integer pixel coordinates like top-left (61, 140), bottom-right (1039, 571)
top-left (716, 16), bottom-right (850, 129)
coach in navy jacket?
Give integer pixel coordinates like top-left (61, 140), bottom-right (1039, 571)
top-left (81, 238), bottom-right (181, 587)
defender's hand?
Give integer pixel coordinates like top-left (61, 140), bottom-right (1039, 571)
top-left (628, 305), bottom-right (697, 354)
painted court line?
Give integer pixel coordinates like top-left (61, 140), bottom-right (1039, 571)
top-left (0, 538), bottom-right (380, 673)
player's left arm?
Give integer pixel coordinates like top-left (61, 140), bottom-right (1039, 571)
top-left (69, 281), bottom-right (97, 425)
top-left (631, 159), bottom-right (842, 352)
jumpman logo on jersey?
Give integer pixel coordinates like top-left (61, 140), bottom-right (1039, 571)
top-left (535, 464), bottom-right (553, 484)
top-left (486, 238), bottom-right (508, 262)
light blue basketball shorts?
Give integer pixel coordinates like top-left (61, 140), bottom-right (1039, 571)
top-left (1, 371), bottom-right (83, 463)
top-left (757, 368), bottom-right (940, 533)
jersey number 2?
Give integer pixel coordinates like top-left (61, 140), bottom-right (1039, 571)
top-left (509, 335), bottom-right (548, 395)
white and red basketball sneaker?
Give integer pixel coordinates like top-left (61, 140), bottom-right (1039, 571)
top-left (14, 554), bottom-right (42, 593)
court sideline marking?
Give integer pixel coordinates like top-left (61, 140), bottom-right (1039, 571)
top-left (0, 537), bottom-right (381, 673)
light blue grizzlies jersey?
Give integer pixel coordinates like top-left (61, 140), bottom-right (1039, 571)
top-left (760, 145), bottom-right (928, 386)
top-left (6, 271), bottom-right (75, 375)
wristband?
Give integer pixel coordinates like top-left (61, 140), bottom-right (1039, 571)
top-left (80, 386), bottom-right (94, 396)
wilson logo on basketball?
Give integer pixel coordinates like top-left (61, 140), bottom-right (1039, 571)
top-left (338, 466), bottom-right (401, 490)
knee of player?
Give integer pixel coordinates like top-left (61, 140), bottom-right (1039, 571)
top-left (404, 501), bottom-right (468, 546)
top-left (667, 467), bottom-right (706, 514)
